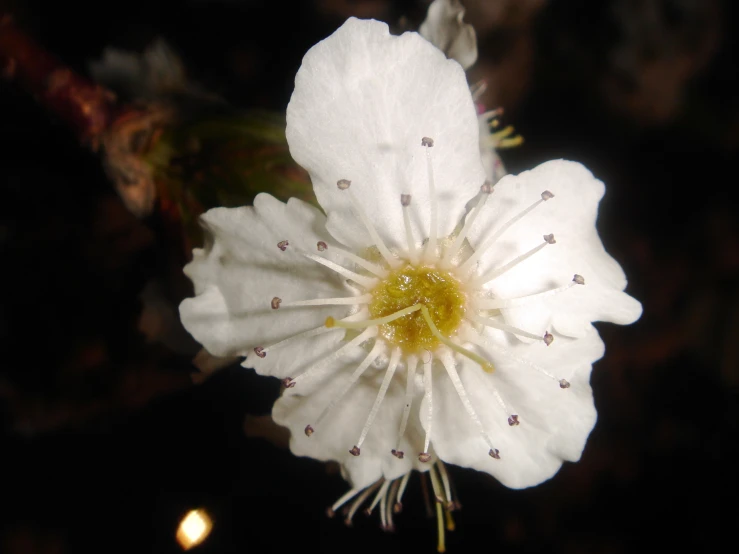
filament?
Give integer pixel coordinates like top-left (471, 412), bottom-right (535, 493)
top-left (302, 252), bottom-right (378, 289)
top-left (355, 348), bottom-right (402, 449)
top-left (345, 188), bottom-right (401, 268)
top-left (393, 355), bottom-right (419, 455)
top-left (423, 144), bottom-right (439, 262)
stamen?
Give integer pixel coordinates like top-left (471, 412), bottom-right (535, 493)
top-left (329, 487), bottom-right (363, 517)
top-left (463, 332), bottom-right (563, 384)
top-left (420, 357), bottom-right (433, 461)
top-left (392, 355), bottom-right (419, 458)
top-left (277, 240), bottom-right (289, 251)
top-left (471, 236), bottom-right (554, 287)
top-left (326, 304), bottom-right (422, 329)
top-left (436, 461), bottom-right (454, 510)
top-left (302, 252), bottom-right (378, 289)
top-left (460, 191), bottom-right (554, 273)
top-left (336, 179), bottom-right (401, 269)
top-left (271, 297), bottom-right (281, 309)
top-left (438, 350), bottom-right (499, 457)
top-left (280, 294), bottom-right (371, 308)
top-left (291, 328), bottom-right (376, 387)
top-left (467, 313), bottom-right (551, 342)
top-left (470, 80), bottom-right (488, 100)
top-left (323, 244), bottom-right (388, 278)
top-left (440, 182), bottom-right (493, 269)
top-left (344, 481), bottom-right (382, 526)
top-left (317, 241), bottom-right (327, 251)
top-left (366, 479), bottom-right (390, 516)
top-left (474, 274), bottom-right (584, 309)
top-left (420, 305), bottom-right (495, 373)
top-left (428, 462), bottom-right (445, 504)
top-left (309, 340), bottom-right (384, 431)
top-left (422, 138), bottom-right (439, 262)
top-left (395, 472), bottom-right (411, 513)
top-left (401, 194), bottom-right (420, 264)
top-left (385, 479), bottom-right (399, 532)
top-left (379, 481), bottom-right (389, 530)
top-left (259, 316), bottom-right (357, 355)
top-left (353, 348), bottom-right (402, 452)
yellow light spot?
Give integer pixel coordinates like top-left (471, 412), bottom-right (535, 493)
top-left (369, 265), bottom-right (465, 354)
top-left (176, 509), bottom-right (213, 550)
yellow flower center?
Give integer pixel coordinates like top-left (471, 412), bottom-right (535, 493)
top-left (369, 265), bottom-right (466, 354)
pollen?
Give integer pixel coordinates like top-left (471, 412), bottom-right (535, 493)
top-left (369, 265), bottom-right (466, 354)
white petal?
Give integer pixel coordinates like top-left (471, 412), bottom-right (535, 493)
top-left (273, 352), bottom-right (427, 489)
top-left (179, 194), bottom-right (352, 377)
top-left (424, 326), bottom-right (603, 489)
top-left (419, 0), bottom-right (479, 70)
top-left (468, 160), bottom-right (642, 338)
top-left (286, 18), bottom-right (485, 251)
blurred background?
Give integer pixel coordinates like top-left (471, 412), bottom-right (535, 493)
top-left (0, 0), bottom-right (736, 552)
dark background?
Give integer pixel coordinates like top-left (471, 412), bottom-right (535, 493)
top-left (1, 1), bottom-right (736, 552)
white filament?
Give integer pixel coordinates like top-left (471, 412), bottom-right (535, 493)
top-left (356, 348), bottom-right (402, 449)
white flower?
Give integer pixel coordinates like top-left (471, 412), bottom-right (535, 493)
top-left (179, 18), bottom-right (642, 492)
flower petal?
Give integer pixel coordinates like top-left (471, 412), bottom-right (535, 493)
top-left (179, 194), bottom-right (351, 376)
top-left (424, 326), bottom-right (602, 489)
top-left (419, 0), bottom-right (478, 70)
top-left (468, 160), bottom-right (642, 338)
top-left (286, 18), bottom-right (485, 251)
top-left (273, 351), bottom-right (426, 489)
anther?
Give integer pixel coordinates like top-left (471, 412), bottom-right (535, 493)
top-left (304, 425), bottom-right (314, 437)
top-left (400, 194), bottom-right (411, 207)
top-left (282, 377), bottom-right (295, 388)
top-left (480, 181), bottom-right (493, 194)
top-left (337, 179), bottom-right (351, 190)
top-left (488, 448), bottom-right (501, 460)
top-left (573, 274), bottom-right (585, 285)
top-left (419, 453), bottom-right (432, 463)
top-left (271, 297), bottom-right (282, 309)
top-left (508, 415), bottom-right (520, 426)
top-left (317, 241), bottom-right (327, 251)
top-left (543, 332), bottom-right (554, 346)
top-left (277, 240), bottom-right (289, 251)
top-left (544, 233), bottom-right (556, 244)
top-left (559, 379), bottom-right (571, 389)
top-left (541, 190), bottom-right (554, 201)
top-left (253, 346), bottom-right (266, 358)
top-left (391, 449), bottom-right (404, 459)
top-left (421, 137), bottom-right (434, 147)
top-left (349, 446), bottom-right (361, 456)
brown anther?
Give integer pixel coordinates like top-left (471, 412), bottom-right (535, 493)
top-left (559, 379), bottom-right (571, 389)
top-left (445, 501), bottom-right (456, 512)
top-left (282, 377), bottom-right (295, 388)
top-left (304, 425), bottom-right (314, 437)
top-left (337, 179), bottom-right (351, 190)
top-left (489, 448), bottom-right (501, 459)
top-left (541, 190), bottom-right (554, 201)
top-left (421, 137), bottom-right (434, 147)
top-left (317, 241), bottom-right (328, 251)
top-left (382, 523), bottom-right (395, 533)
top-left (400, 194), bottom-right (411, 207)
top-left (544, 233), bottom-right (556, 244)
top-left (480, 181), bottom-right (493, 194)
top-left (508, 414), bottom-right (520, 426)
top-left (573, 274), bottom-right (585, 285)
top-left (349, 446), bottom-right (361, 456)
top-left (418, 452), bottom-right (432, 463)
top-left (391, 449), bottom-right (404, 459)
top-left (393, 502), bottom-right (403, 514)
top-left (326, 507), bottom-right (335, 518)
top-left (543, 332), bottom-right (554, 346)
top-left (253, 346), bottom-right (266, 358)
top-left (271, 297), bottom-right (282, 310)
top-left (343, 518), bottom-right (353, 528)
top-left (277, 240), bottom-right (289, 251)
